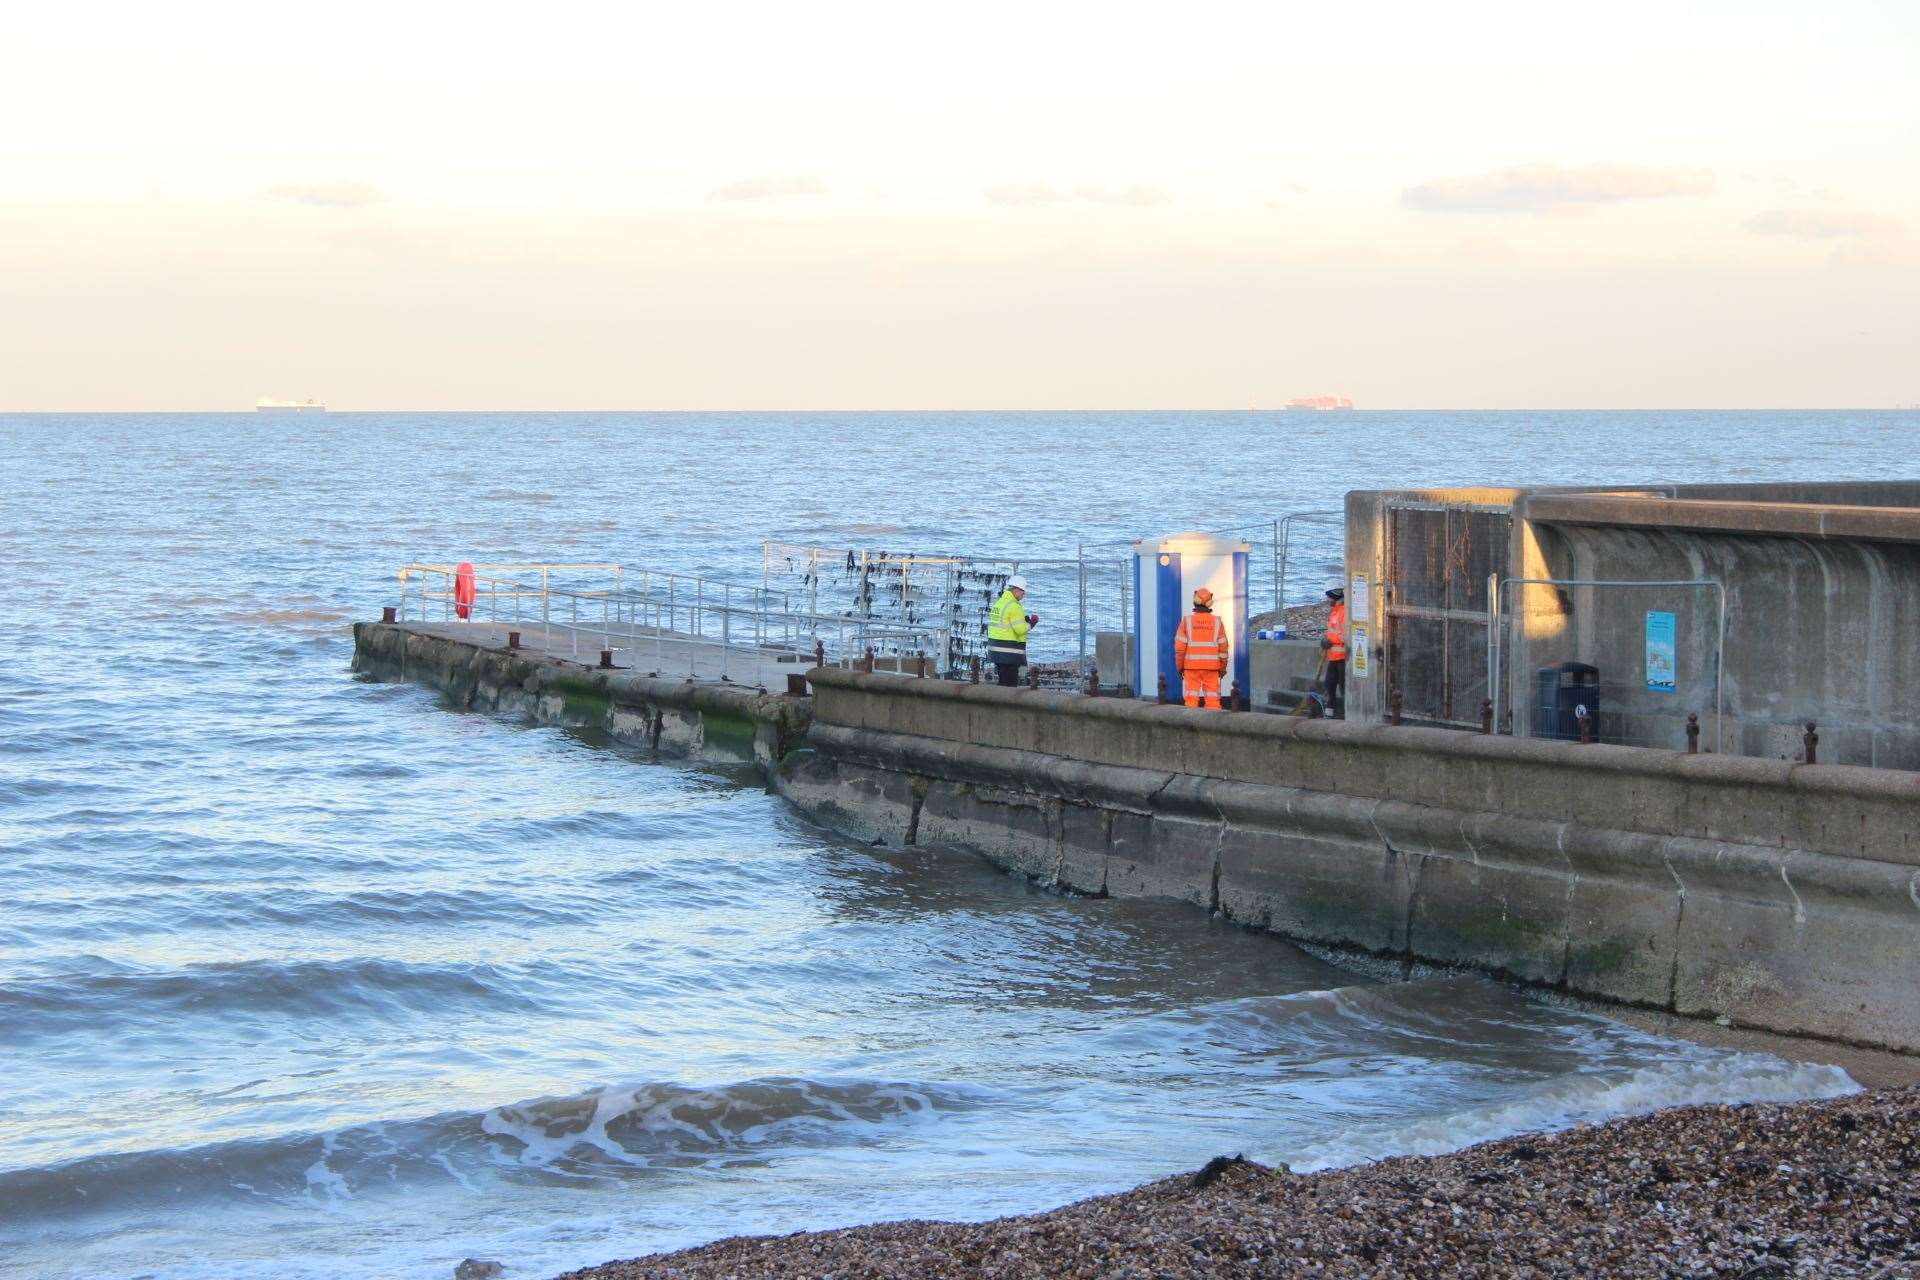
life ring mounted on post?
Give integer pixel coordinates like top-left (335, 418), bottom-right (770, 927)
top-left (454, 561), bottom-right (477, 620)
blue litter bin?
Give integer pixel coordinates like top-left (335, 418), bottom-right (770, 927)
top-left (1534, 662), bottom-right (1600, 741)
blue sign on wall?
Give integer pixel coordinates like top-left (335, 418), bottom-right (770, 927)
top-left (1645, 610), bottom-right (1677, 693)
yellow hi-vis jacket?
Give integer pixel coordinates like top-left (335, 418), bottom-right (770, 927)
top-left (986, 590), bottom-right (1031, 664)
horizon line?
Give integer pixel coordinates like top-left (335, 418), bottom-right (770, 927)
top-left (4, 405), bottom-right (1917, 415)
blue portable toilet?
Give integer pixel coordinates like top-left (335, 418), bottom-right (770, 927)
top-left (1132, 532), bottom-right (1251, 702)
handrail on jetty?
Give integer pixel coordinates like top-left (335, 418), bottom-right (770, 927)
top-left (394, 562), bottom-right (945, 681)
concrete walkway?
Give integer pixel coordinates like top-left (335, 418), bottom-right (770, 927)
top-left (401, 620), bottom-right (810, 689)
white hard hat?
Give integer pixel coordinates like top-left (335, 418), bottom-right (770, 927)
top-left (1007, 575), bottom-right (1029, 591)
top-left (1326, 579), bottom-right (1346, 594)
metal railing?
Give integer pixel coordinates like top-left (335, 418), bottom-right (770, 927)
top-left (1276, 511), bottom-right (1345, 610)
top-left (394, 562), bottom-right (947, 683)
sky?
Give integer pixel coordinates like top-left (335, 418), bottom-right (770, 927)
top-left (2, 0), bottom-right (1916, 410)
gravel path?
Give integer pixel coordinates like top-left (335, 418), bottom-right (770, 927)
top-left (554, 1087), bottom-right (1920, 1279)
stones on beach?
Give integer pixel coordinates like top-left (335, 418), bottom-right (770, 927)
top-left (549, 1087), bottom-right (1920, 1279)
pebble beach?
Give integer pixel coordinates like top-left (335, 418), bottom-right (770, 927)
top-left (554, 1087), bottom-right (1920, 1279)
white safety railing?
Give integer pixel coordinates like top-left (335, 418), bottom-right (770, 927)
top-left (394, 562), bottom-right (947, 683)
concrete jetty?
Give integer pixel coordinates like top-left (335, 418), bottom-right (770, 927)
top-left (352, 622), bottom-right (811, 769)
top-left (354, 615), bottom-right (1920, 1056)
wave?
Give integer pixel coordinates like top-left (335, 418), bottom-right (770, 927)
top-left (221, 608), bottom-right (353, 629)
top-left (0, 956), bottom-right (547, 1041)
top-left (1281, 1054), bottom-right (1858, 1173)
top-left (0, 1076), bottom-right (978, 1222)
top-left (1088, 975), bottom-right (1553, 1059)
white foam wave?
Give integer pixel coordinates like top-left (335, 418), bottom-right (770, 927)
top-left (479, 1077), bottom-right (960, 1171)
top-left (1282, 1054), bottom-right (1859, 1173)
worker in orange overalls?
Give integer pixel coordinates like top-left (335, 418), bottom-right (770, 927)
top-left (1174, 587), bottom-right (1229, 709)
top-left (1320, 580), bottom-right (1347, 718)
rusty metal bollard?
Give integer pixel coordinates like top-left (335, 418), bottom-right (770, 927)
top-left (507, 630), bottom-right (521, 650)
top-left (1389, 690), bottom-right (1403, 727)
top-left (814, 639), bottom-right (826, 669)
top-left (1479, 698), bottom-right (1493, 734)
top-left (381, 605), bottom-right (397, 624)
top-left (1157, 673), bottom-right (1170, 705)
top-left (786, 672), bottom-right (808, 697)
top-left (1803, 721), bottom-right (1818, 764)
top-left (914, 650), bottom-right (927, 678)
top-left (1027, 665), bottom-right (1040, 690)
top-left (969, 655), bottom-right (981, 684)
top-left (599, 648), bottom-right (614, 670)
top-left (861, 647), bottom-right (875, 674)
top-left (1685, 713), bottom-right (1699, 754)
top-left (1231, 681), bottom-right (1249, 712)
top-left (1086, 666), bottom-right (1100, 696)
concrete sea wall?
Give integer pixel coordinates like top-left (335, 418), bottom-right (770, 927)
top-left (351, 623), bottom-right (810, 769)
top-left (776, 670), bottom-right (1920, 1053)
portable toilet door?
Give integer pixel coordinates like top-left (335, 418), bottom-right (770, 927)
top-left (1132, 532), bottom-right (1252, 702)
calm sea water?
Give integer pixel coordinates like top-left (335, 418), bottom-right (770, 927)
top-left (3, 411), bottom-right (1903, 1279)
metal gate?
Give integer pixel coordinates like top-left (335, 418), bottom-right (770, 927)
top-left (1384, 504), bottom-right (1510, 727)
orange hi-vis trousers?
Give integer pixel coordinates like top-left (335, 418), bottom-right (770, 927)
top-left (1182, 669), bottom-right (1222, 709)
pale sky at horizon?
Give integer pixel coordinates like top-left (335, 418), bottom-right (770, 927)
top-left (3, 0), bottom-right (1916, 410)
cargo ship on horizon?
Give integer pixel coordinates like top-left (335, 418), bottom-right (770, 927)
top-left (256, 397), bottom-right (326, 413)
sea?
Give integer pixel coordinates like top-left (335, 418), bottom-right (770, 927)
top-left (2, 410), bottom-right (1907, 1280)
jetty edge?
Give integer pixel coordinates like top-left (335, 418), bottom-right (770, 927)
top-left (352, 620), bottom-right (811, 770)
top-left (351, 619), bottom-right (1920, 1056)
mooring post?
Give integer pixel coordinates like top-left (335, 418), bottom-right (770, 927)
top-left (1157, 673), bottom-right (1170, 705)
top-left (914, 650), bottom-right (926, 678)
top-left (1027, 665), bottom-right (1040, 690)
top-left (1086, 666), bottom-right (1100, 696)
top-left (381, 605), bottom-right (397, 624)
top-left (1389, 690), bottom-right (1403, 727)
top-left (1479, 698), bottom-right (1493, 734)
top-left (814, 639), bottom-right (826, 669)
top-left (786, 673), bottom-right (808, 697)
top-left (861, 647), bottom-right (875, 674)
top-left (599, 648), bottom-right (614, 670)
top-left (969, 656), bottom-right (981, 684)
top-left (1686, 713), bottom-right (1700, 754)
top-left (1804, 721), bottom-right (1818, 764)
top-left (507, 630), bottom-right (521, 651)
top-left (1231, 681), bottom-right (1248, 712)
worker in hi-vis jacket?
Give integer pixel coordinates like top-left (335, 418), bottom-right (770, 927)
top-left (986, 574), bottom-right (1036, 687)
top-left (1174, 587), bottom-right (1229, 709)
top-left (1321, 580), bottom-right (1347, 718)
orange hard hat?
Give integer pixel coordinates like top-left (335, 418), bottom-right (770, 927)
top-left (1192, 587), bottom-right (1214, 606)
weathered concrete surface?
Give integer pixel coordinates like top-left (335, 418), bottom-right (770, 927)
top-left (387, 618), bottom-right (808, 689)
top-left (1250, 637), bottom-right (1322, 708)
top-left (352, 622), bottom-right (810, 770)
top-left (1093, 631), bottom-right (1134, 691)
top-left (1343, 481), bottom-right (1920, 767)
top-left (776, 669), bottom-right (1920, 1053)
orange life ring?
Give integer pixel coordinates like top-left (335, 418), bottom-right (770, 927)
top-left (454, 562), bottom-right (476, 619)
